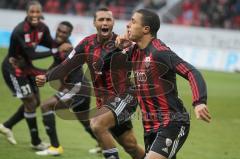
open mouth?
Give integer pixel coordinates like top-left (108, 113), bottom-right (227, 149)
top-left (101, 28), bottom-right (109, 34)
top-left (31, 17), bottom-right (40, 24)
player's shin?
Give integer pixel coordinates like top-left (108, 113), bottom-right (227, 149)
top-left (4, 104), bottom-right (24, 129)
top-left (24, 112), bottom-right (41, 145)
top-left (42, 111), bottom-right (60, 147)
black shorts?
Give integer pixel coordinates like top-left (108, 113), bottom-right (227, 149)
top-left (71, 95), bottom-right (90, 112)
top-left (104, 92), bottom-right (138, 125)
top-left (110, 120), bottom-right (133, 137)
top-left (2, 62), bottom-right (38, 98)
top-left (144, 123), bottom-right (190, 159)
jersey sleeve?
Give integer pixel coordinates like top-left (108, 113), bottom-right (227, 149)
top-left (46, 38), bottom-right (87, 82)
top-left (156, 50), bottom-right (207, 106)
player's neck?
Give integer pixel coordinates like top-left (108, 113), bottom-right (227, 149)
top-left (137, 35), bottom-right (154, 50)
top-left (97, 33), bottom-right (113, 44)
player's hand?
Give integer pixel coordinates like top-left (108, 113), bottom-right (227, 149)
top-left (58, 43), bottom-right (73, 53)
top-left (194, 104), bottom-right (211, 123)
top-left (35, 75), bottom-right (47, 87)
top-left (115, 34), bottom-right (132, 49)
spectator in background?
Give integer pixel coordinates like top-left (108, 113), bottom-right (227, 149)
top-left (44, 0), bottom-right (60, 14)
top-left (135, 0), bottom-right (166, 11)
top-left (174, 0), bottom-right (240, 29)
top-left (1, 0), bottom-right (238, 29)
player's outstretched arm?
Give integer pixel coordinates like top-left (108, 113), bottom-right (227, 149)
top-left (194, 103), bottom-right (211, 123)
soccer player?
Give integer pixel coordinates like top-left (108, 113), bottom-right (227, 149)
top-left (115, 9), bottom-right (211, 159)
top-left (36, 7), bottom-right (145, 159)
top-left (0, 1), bottom-right (70, 150)
top-left (35, 21), bottom-right (100, 156)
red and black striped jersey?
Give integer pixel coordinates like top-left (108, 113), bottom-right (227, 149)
top-left (129, 38), bottom-right (207, 133)
top-left (48, 33), bottom-right (132, 108)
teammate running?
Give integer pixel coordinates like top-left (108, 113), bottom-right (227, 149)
top-left (115, 9), bottom-right (211, 159)
top-left (0, 1), bottom-right (70, 150)
top-left (36, 7), bottom-right (145, 159)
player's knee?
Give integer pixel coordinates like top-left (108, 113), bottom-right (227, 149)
top-left (40, 103), bottom-right (51, 113)
top-left (90, 118), bottom-right (107, 135)
top-left (23, 96), bottom-right (39, 112)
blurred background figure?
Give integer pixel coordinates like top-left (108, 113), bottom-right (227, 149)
top-left (0, 0), bottom-right (239, 29)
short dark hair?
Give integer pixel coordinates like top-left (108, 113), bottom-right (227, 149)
top-left (135, 9), bottom-right (160, 37)
top-left (26, 0), bottom-right (42, 11)
top-left (93, 7), bottom-right (110, 21)
top-left (59, 21), bottom-right (73, 33)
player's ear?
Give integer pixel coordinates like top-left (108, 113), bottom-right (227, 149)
top-left (143, 26), bottom-right (150, 34)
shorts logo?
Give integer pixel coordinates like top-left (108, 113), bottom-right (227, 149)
top-left (162, 147), bottom-right (168, 153)
top-left (114, 97), bottom-right (121, 103)
top-left (166, 138), bottom-right (172, 147)
top-left (162, 138), bottom-right (172, 154)
top-left (110, 97), bottom-right (121, 107)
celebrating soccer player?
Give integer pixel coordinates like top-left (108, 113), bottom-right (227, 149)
top-left (35, 21), bottom-right (101, 156)
top-left (115, 9), bottom-right (211, 159)
top-left (36, 7), bottom-right (145, 159)
top-left (0, 0), bottom-right (71, 150)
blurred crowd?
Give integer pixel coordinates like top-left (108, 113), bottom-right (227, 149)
top-left (173, 0), bottom-right (240, 29)
top-left (0, 0), bottom-right (165, 19)
top-left (0, 0), bottom-right (239, 29)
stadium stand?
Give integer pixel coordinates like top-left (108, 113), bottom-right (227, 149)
top-left (0, 0), bottom-right (166, 19)
top-left (0, 0), bottom-right (239, 29)
top-left (172, 0), bottom-right (240, 30)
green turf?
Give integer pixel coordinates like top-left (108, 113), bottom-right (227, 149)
top-left (0, 47), bottom-right (240, 159)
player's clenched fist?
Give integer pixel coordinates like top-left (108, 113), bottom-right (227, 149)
top-left (35, 75), bottom-right (47, 87)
